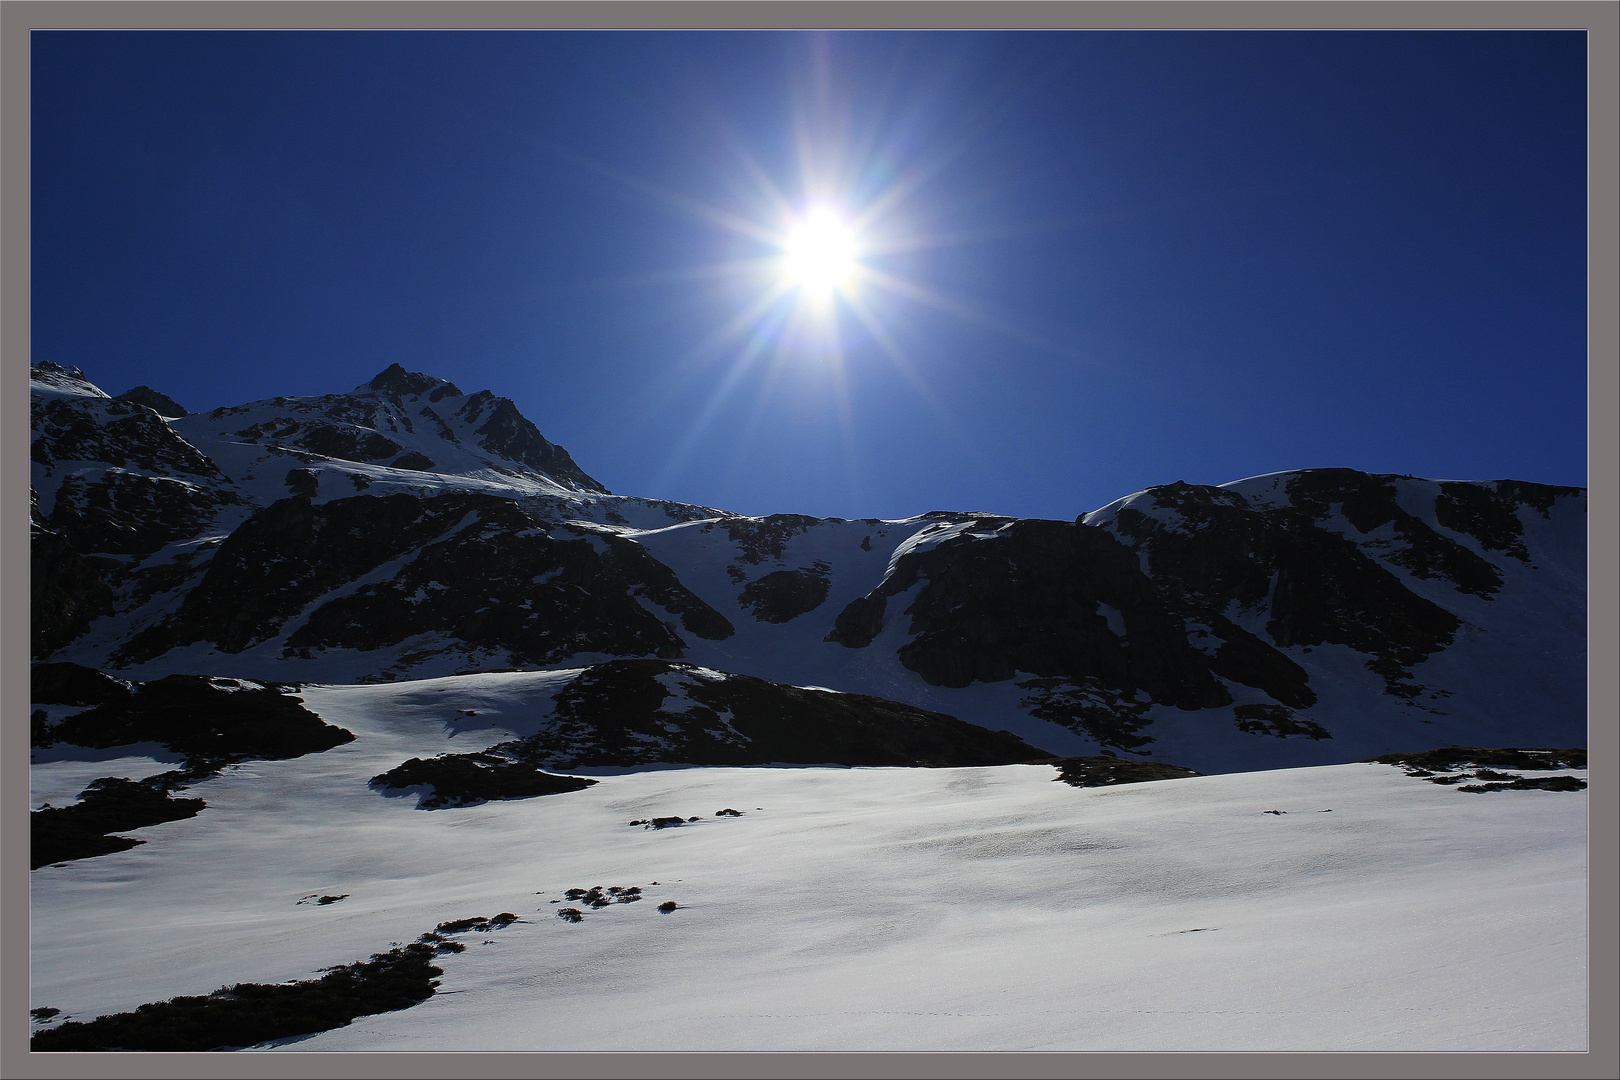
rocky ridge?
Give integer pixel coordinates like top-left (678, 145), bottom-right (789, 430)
top-left (30, 361), bottom-right (1586, 772)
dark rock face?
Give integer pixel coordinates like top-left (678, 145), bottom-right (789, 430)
top-left (1103, 474), bottom-right (1508, 699)
top-left (739, 564), bottom-right (832, 623)
top-left (119, 492), bottom-right (732, 666)
top-left (31, 393), bottom-right (224, 481)
top-left (1435, 479), bottom-right (1583, 560)
top-left (367, 363), bottom-right (459, 399)
top-left (31, 661), bottom-right (132, 706)
top-left (502, 659), bottom-right (1048, 770)
top-left (452, 388), bottom-right (607, 493)
top-left (44, 470), bottom-right (237, 560)
top-left (830, 518), bottom-right (1232, 710)
top-left (31, 527), bottom-right (115, 660)
top-left (115, 386), bottom-right (189, 417)
top-left (1232, 703), bottom-right (1330, 740)
top-left (715, 514), bottom-right (823, 564)
top-left (246, 421), bottom-right (402, 463)
top-left (390, 451), bottom-right (436, 471)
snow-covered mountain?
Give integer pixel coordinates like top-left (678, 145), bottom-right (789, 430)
top-left (31, 360), bottom-right (1586, 772)
top-left (28, 360), bottom-right (1590, 1052)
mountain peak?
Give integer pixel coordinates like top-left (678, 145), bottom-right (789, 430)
top-left (361, 364), bottom-right (461, 400)
top-left (116, 386), bottom-right (189, 418)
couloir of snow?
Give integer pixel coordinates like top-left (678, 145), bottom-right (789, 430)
top-left (28, 674), bottom-right (1587, 1052)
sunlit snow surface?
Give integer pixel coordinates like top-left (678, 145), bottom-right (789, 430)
top-left (30, 677), bottom-right (1586, 1053)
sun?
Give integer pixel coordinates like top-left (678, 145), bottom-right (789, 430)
top-left (780, 207), bottom-right (860, 297)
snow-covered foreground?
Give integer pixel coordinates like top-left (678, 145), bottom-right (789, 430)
top-left (30, 680), bottom-right (1586, 1053)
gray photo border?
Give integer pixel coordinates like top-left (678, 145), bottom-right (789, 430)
top-left (3, 3), bottom-right (1615, 1079)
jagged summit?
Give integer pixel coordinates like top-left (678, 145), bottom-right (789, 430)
top-left (115, 386), bottom-right (189, 418)
top-left (360, 363), bottom-right (462, 401)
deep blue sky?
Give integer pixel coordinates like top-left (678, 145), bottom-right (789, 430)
top-left (31, 31), bottom-right (1587, 520)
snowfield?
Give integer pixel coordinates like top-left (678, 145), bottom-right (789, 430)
top-left (29, 679), bottom-right (1587, 1053)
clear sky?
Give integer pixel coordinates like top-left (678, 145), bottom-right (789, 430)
top-left (31, 31), bottom-right (1587, 520)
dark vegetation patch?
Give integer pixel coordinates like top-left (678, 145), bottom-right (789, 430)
top-left (1364, 746), bottom-right (1586, 771)
top-left (31, 664), bottom-right (354, 867)
top-left (739, 562), bottom-right (832, 623)
top-left (497, 659), bottom-right (1048, 770)
top-left (1051, 756), bottom-right (1202, 787)
top-left (1232, 703), bottom-right (1331, 740)
top-left (32, 663), bottom-right (353, 770)
top-left (716, 808), bottom-right (743, 816)
top-left (435, 913), bottom-right (519, 933)
top-left (296, 894), bottom-right (349, 906)
top-left (1458, 775), bottom-right (1587, 793)
top-left (28, 908), bottom-right (520, 1051)
top-left (119, 492), bottom-right (730, 666)
top-left (628, 816), bottom-right (691, 829)
top-left (30, 778), bottom-right (206, 869)
top-left (369, 753), bottom-right (597, 809)
top-left (658, 901), bottom-right (679, 913)
top-left (1364, 746), bottom-right (1587, 794)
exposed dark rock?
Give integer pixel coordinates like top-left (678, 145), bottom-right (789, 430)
top-left (31, 392), bottom-right (225, 480)
top-left (288, 423), bottom-right (402, 463)
top-left (120, 492), bottom-right (710, 666)
top-left (1283, 470), bottom-right (1502, 597)
top-left (832, 518), bottom-right (1230, 710)
top-left (453, 388), bottom-right (607, 492)
top-left (500, 659), bottom-right (1048, 771)
top-left (1232, 703), bottom-right (1331, 740)
top-left (115, 386), bottom-right (189, 417)
top-left (598, 533), bottom-right (735, 640)
top-left (1434, 479), bottom-right (1583, 557)
top-left (31, 527), bottom-right (115, 659)
top-left (31, 778), bottom-right (206, 869)
top-left (739, 563), bottom-right (831, 623)
top-left (31, 661), bottom-right (133, 706)
top-left (366, 363), bottom-right (458, 399)
top-left (1051, 756), bottom-right (1203, 787)
top-left (714, 514), bottom-right (822, 564)
top-left (284, 469), bottom-right (319, 497)
top-left (390, 451), bottom-right (436, 472)
top-left (370, 753), bottom-right (596, 809)
top-left (1016, 676), bottom-right (1156, 751)
top-left (1107, 475), bottom-right (1477, 700)
top-left (45, 469), bottom-right (237, 559)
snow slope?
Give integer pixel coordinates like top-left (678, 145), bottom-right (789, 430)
top-left (28, 676), bottom-right (1586, 1051)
